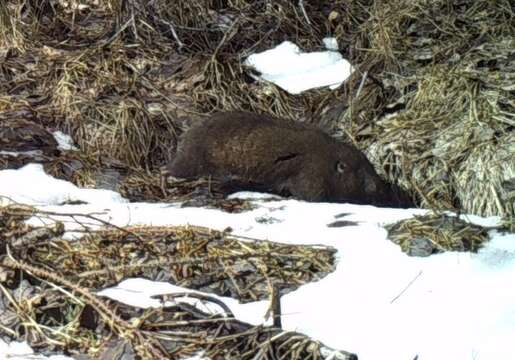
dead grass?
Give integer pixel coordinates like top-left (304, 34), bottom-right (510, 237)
top-left (1, 2), bottom-right (513, 357)
top-left (2, 0), bottom-right (512, 219)
top-left (0, 203), bottom-right (348, 359)
top-left (386, 213), bottom-right (491, 256)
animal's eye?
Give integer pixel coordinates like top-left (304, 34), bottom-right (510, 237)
top-left (335, 161), bottom-right (346, 174)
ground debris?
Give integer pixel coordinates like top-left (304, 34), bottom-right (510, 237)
top-left (386, 213), bottom-right (492, 256)
top-left (22, 224), bottom-right (336, 302)
top-left (0, 204), bottom-right (348, 359)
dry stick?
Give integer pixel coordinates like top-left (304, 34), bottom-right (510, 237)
top-left (355, 71), bottom-right (368, 100)
top-left (155, 292), bottom-right (235, 318)
top-left (390, 270), bottom-right (423, 304)
top-left (0, 284), bottom-right (51, 341)
top-left (159, 170), bottom-right (168, 198)
top-left (102, 15), bottom-right (134, 47)
top-left (275, 333), bottom-right (307, 357)
top-left (271, 284), bottom-right (282, 328)
top-left (159, 18), bottom-right (184, 49)
top-left (298, 0), bottom-right (312, 25)
top-left (2, 247), bottom-right (168, 360)
top-left (211, 16), bottom-right (240, 62)
top-left (147, 317), bottom-right (237, 330)
top-left (203, 325), bottom-right (277, 343)
top-left (31, 208), bottom-right (147, 242)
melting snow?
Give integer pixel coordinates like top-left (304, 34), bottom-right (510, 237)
top-left (0, 163), bottom-right (126, 206)
top-left (1, 164), bottom-right (514, 360)
top-left (244, 39), bottom-right (353, 94)
top-left (52, 131), bottom-right (78, 151)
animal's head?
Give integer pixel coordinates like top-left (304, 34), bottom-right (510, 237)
top-left (299, 140), bottom-right (413, 208)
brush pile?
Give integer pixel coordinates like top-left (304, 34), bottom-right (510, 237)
top-left (0, 203), bottom-right (349, 359)
top-left (386, 213), bottom-right (491, 257)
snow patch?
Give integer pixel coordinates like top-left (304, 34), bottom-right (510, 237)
top-left (1, 164), bottom-right (514, 360)
top-left (52, 131), bottom-right (78, 151)
top-left (245, 40), bottom-right (353, 94)
top-left (323, 37), bottom-right (339, 50)
top-left (0, 340), bottom-right (72, 359)
top-left (0, 163), bottom-right (126, 206)
top-left (98, 278), bottom-right (271, 326)
top-left (227, 191), bottom-right (284, 200)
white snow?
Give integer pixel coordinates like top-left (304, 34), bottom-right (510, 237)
top-left (0, 163), bottom-right (127, 206)
top-left (244, 40), bottom-right (353, 94)
top-left (183, 352), bottom-right (210, 360)
top-left (1, 164), bottom-right (514, 360)
top-left (0, 340), bottom-right (72, 359)
top-left (52, 131), bottom-right (78, 151)
top-left (323, 37), bottom-right (339, 51)
top-left (98, 278), bottom-right (271, 327)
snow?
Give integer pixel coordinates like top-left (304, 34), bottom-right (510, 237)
top-left (52, 131), bottom-right (78, 151)
top-left (98, 278), bottom-right (271, 326)
top-left (323, 37), bottom-right (339, 51)
top-left (0, 163), bottom-right (127, 206)
top-left (182, 352), bottom-right (210, 360)
top-left (1, 163), bottom-right (514, 360)
top-left (0, 340), bottom-right (71, 359)
top-left (244, 39), bottom-right (353, 94)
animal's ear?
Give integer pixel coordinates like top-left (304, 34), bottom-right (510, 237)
top-left (335, 161), bottom-right (346, 174)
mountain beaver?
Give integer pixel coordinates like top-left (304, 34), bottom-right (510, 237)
top-left (167, 112), bottom-right (412, 207)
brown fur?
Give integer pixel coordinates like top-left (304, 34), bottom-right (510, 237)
top-left (167, 112), bottom-right (413, 207)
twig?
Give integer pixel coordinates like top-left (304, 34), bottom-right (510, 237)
top-left (390, 270), bottom-right (422, 303)
top-left (101, 15), bottom-right (134, 47)
top-left (31, 208), bottom-right (146, 242)
top-left (271, 284), bottom-right (282, 328)
top-left (355, 70), bottom-right (368, 100)
top-left (211, 17), bottom-right (240, 61)
top-left (155, 292), bottom-right (235, 317)
top-left (160, 19), bottom-right (184, 49)
top-left (298, 0), bottom-right (312, 25)
top-left (2, 246), bottom-right (168, 359)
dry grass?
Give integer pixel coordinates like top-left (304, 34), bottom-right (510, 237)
top-left (1, 0), bottom-right (513, 220)
top-left (0, 203), bottom-right (349, 359)
top-left (1, 2), bottom-right (513, 357)
top-left (386, 213), bottom-right (491, 256)
top-left (1, 0), bottom-right (512, 220)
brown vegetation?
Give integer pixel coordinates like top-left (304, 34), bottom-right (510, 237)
top-left (0, 0), bottom-right (513, 357)
top-left (0, 0), bottom-right (512, 218)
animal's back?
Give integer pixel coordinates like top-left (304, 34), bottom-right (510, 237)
top-left (167, 111), bottom-right (414, 207)
top-left (170, 112), bottom-right (325, 184)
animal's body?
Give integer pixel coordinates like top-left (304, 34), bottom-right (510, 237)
top-left (167, 112), bottom-right (412, 207)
